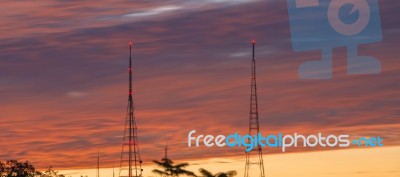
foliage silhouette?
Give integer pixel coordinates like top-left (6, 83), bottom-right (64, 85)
top-left (40, 166), bottom-right (65, 177)
top-left (198, 168), bottom-right (237, 177)
top-left (152, 158), bottom-right (196, 177)
top-left (0, 160), bottom-right (64, 177)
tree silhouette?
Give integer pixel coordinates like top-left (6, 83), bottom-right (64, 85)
top-left (198, 168), bottom-right (237, 177)
top-left (152, 158), bottom-right (196, 177)
top-left (40, 167), bottom-right (65, 177)
top-left (0, 160), bottom-right (64, 177)
top-left (0, 160), bottom-right (39, 177)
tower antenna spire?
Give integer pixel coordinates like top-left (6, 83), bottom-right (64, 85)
top-left (244, 40), bottom-right (266, 177)
top-left (97, 152), bottom-right (100, 177)
top-left (120, 41), bottom-right (143, 177)
top-left (164, 143), bottom-right (168, 159)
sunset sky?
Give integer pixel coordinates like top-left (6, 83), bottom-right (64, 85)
top-left (0, 0), bottom-right (399, 176)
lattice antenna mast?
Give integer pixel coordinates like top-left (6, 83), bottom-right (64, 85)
top-left (120, 42), bottom-right (143, 177)
top-left (244, 40), bottom-right (265, 177)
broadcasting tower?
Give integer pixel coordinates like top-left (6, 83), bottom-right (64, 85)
top-left (244, 40), bottom-right (265, 177)
top-left (119, 42), bottom-right (143, 177)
